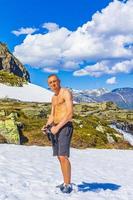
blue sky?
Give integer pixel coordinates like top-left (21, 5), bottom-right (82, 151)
top-left (0, 0), bottom-right (133, 90)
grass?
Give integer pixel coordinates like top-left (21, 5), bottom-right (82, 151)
top-left (0, 100), bottom-right (133, 149)
top-left (0, 70), bottom-right (27, 86)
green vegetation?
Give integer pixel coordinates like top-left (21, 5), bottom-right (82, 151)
top-left (0, 70), bottom-right (27, 86)
top-left (0, 100), bottom-right (133, 149)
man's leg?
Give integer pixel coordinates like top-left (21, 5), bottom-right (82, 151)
top-left (58, 156), bottom-right (71, 184)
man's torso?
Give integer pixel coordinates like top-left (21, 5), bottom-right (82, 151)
top-left (52, 88), bottom-right (71, 124)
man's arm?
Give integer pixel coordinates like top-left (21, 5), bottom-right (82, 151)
top-left (56, 89), bottom-right (73, 130)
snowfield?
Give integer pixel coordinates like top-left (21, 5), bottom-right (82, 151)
top-left (0, 83), bottom-right (53, 102)
top-left (0, 83), bottom-right (78, 104)
top-left (0, 144), bottom-right (133, 200)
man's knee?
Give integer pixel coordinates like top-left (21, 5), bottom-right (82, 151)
top-left (58, 155), bottom-right (69, 163)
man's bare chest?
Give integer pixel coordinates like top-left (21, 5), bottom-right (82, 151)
top-left (53, 96), bottom-right (65, 107)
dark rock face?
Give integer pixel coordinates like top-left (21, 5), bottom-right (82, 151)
top-left (0, 42), bottom-right (30, 82)
top-left (113, 121), bottom-right (133, 134)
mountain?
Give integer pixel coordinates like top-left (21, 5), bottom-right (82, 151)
top-left (0, 42), bottom-right (30, 81)
top-left (0, 83), bottom-right (53, 102)
top-left (71, 88), bottom-right (109, 103)
top-left (72, 87), bottom-right (133, 109)
top-left (72, 88), bottom-right (108, 96)
top-left (97, 88), bottom-right (133, 109)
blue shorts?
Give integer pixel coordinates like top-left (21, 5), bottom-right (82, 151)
top-left (52, 122), bottom-right (73, 157)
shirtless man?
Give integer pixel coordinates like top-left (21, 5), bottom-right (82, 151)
top-left (43, 74), bottom-right (73, 193)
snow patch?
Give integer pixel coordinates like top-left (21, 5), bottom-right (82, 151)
top-left (0, 83), bottom-right (53, 102)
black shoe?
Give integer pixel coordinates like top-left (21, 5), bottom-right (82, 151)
top-left (60, 184), bottom-right (73, 194)
top-left (56, 183), bottom-right (64, 190)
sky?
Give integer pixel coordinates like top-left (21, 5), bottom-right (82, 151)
top-left (0, 0), bottom-right (133, 90)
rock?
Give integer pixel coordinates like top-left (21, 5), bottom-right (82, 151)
top-left (115, 121), bottom-right (133, 134)
top-left (7, 112), bottom-right (18, 120)
top-left (0, 134), bottom-right (7, 143)
top-left (0, 110), bottom-right (6, 117)
top-left (0, 113), bottom-right (21, 144)
top-left (127, 114), bottom-right (133, 120)
top-left (73, 119), bottom-right (83, 124)
top-left (0, 42), bottom-right (30, 81)
top-left (106, 133), bottom-right (115, 143)
top-left (96, 125), bottom-right (105, 133)
top-left (114, 133), bottom-right (123, 139)
top-left (21, 107), bottom-right (47, 118)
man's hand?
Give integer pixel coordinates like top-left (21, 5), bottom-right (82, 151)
top-left (51, 125), bottom-right (60, 135)
top-left (41, 125), bottom-right (47, 134)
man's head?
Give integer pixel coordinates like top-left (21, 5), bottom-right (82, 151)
top-left (47, 74), bottom-right (61, 93)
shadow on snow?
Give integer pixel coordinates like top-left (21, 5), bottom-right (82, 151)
top-left (77, 182), bottom-right (121, 192)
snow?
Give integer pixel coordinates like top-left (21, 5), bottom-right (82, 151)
top-left (115, 92), bottom-right (127, 104)
top-left (72, 88), bottom-right (109, 97)
top-left (111, 125), bottom-right (133, 146)
top-left (0, 83), bottom-right (53, 103)
top-left (0, 83), bottom-right (78, 104)
top-left (0, 144), bottom-right (133, 200)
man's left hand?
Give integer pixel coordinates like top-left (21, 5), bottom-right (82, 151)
top-left (51, 126), bottom-right (60, 135)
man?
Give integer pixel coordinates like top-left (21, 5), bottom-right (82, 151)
top-left (42, 74), bottom-right (73, 194)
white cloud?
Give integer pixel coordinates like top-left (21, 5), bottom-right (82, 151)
top-left (73, 61), bottom-right (109, 77)
top-left (13, 28), bottom-right (71, 68)
top-left (42, 22), bottom-right (59, 32)
top-left (106, 77), bottom-right (117, 84)
top-left (83, 0), bottom-right (133, 36)
top-left (13, 0), bottom-right (133, 75)
top-left (111, 59), bottom-right (133, 73)
top-left (12, 27), bottom-right (38, 36)
top-left (73, 59), bottom-right (133, 77)
top-left (43, 68), bottom-right (58, 73)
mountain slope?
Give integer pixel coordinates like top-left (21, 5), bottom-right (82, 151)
top-left (0, 83), bottom-right (53, 102)
top-left (71, 88), bottom-right (109, 103)
top-left (72, 88), bottom-right (133, 109)
top-left (97, 88), bottom-right (133, 109)
top-left (0, 42), bottom-right (30, 81)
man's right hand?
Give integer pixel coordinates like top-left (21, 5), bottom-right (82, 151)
top-left (41, 125), bottom-right (47, 134)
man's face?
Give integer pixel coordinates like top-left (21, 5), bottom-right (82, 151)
top-left (48, 76), bottom-right (60, 92)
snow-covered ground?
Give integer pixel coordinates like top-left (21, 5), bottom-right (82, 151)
top-left (0, 144), bottom-right (133, 200)
top-left (0, 83), bottom-right (53, 102)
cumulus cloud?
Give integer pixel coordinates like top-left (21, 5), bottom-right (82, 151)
top-left (42, 22), bottom-right (59, 32)
top-left (43, 68), bottom-right (58, 73)
top-left (73, 59), bottom-right (133, 77)
top-left (73, 61), bottom-right (109, 77)
top-left (106, 77), bottom-right (117, 84)
top-left (14, 28), bottom-right (71, 68)
top-left (82, 0), bottom-right (133, 36)
top-left (12, 27), bottom-right (38, 36)
top-left (13, 0), bottom-right (133, 76)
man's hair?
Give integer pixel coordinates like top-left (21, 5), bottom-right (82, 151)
top-left (48, 74), bottom-right (59, 80)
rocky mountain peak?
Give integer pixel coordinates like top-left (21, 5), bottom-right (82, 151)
top-left (0, 42), bottom-right (30, 82)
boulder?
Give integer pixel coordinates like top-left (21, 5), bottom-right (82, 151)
top-left (21, 107), bottom-right (47, 118)
top-left (0, 112), bottom-right (21, 144)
